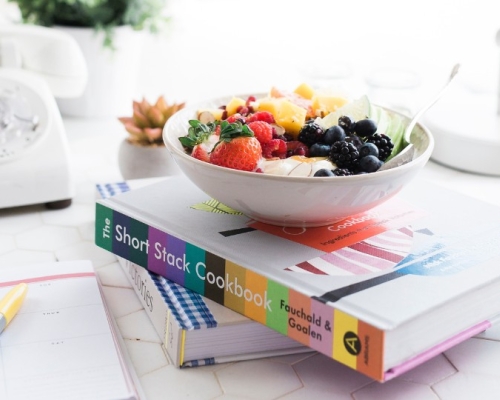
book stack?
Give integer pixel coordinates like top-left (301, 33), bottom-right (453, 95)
top-left (97, 180), bottom-right (312, 367)
top-left (95, 175), bottom-right (500, 382)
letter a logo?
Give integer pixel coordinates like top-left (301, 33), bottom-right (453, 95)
top-left (343, 331), bottom-right (361, 356)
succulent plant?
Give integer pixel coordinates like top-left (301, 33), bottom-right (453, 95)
top-left (118, 96), bottom-right (185, 147)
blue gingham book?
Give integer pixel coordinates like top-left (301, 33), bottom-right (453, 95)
top-left (149, 273), bottom-right (218, 367)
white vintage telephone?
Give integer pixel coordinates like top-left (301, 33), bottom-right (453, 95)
top-left (0, 24), bottom-right (87, 209)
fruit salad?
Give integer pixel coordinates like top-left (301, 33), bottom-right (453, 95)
top-left (178, 84), bottom-right (408, 177)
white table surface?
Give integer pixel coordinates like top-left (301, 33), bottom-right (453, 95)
top-left (2, 1), bottom-right (500, 397)
top-left (1, 113), bottom-right (500, 400)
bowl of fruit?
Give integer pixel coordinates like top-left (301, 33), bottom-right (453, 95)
top-left (163, 84), bottom-right (434, 227)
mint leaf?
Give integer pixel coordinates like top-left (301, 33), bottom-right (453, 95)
top-left (178, 120), bottom-right (216, 149)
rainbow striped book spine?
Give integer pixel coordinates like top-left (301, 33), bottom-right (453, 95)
top-left (95, 202), bottom-right (385, 381)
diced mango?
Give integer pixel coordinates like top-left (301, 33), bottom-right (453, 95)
top-left (225, 97), bottom-right (246, 116)
top-left (311, 95), bottom-right (349, 117)
top-left (275, 100), bottom-right (307, 139)
top-left (256, 98), bottom-right (279, 116)
top-left (293, 83), bottom-right (315, 100)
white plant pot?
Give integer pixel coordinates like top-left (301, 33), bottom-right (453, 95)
top-left (118, 139), bottom-right (182, 180)
top-left (55, 26), bottom-right (144, 118)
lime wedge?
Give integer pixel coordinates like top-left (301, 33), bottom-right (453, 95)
top-left (315, 95), bottom-right (372, 129)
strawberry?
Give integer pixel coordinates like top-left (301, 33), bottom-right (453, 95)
top-left (210, 136), bottom-right (262, 171)
top-left (209, 121), bottom-right (262, 171)
top-left (247, 111), bottom-right (275, 124)
top-left (191, 144), bottom-right (210, 162)
top-left (247, 121), bottom-right (273, 145)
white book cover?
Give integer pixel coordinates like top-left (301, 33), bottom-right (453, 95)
top-left (95, 175), bottom-right (500, 381)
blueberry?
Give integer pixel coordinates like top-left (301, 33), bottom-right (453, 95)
top-left (324, 125), bottom-right (345, 144)
top-left (354, 118), bottom-right (377, 137)
top-left (359, 155), bottom-right (383, 173)
top-left (359, 142), bottom-right (379, 158)
top-left (314, 168), bottom-right (335, 177)
top-left (309, 143), bottom-right (331, 157)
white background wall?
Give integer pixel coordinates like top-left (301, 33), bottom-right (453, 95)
top-left (135, 0), bottom-right (500, 108)
top-left (2, 0), bottom-right (499, 110)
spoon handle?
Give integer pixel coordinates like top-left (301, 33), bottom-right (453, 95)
top-left (404, 63), bottom-right (461, 142)
top-left (378, 63), bottom-right (460, 172)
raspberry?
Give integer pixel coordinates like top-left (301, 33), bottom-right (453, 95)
top-left (247, 121), bottom-right (273, 144)
top-left (247, 111), bottom-right (275, 124)
top-left (286, 141), bottom-right (309, 157)
top-left (262, 139), bottom-right (287, 159)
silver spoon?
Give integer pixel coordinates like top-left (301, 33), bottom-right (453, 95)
top-left (378, 63), bottom-right (461, 171)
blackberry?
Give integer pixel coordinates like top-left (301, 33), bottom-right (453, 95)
top-left (366, 133), bottom-right (394, 161)
top-left (298, 122), bottom-right (324, 147)
top-left (338, 115), bottom-right (355, 133)
top-left (329, 141), bottom-right (360, 170)
top-left (345, 134), bottom-right (364, 150)
top-left (332, 168), bottom-right (353, 176)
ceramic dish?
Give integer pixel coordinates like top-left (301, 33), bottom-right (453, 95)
top-left (163, 94), bottom-right (434, 227)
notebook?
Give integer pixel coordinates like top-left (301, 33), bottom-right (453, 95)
top-left (0, 260), bottom-right (143, 400)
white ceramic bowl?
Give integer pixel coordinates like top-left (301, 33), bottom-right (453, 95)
top-left (163, 94), bottom-right (434, 227)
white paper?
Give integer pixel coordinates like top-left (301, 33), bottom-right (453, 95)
top-left (0, 260), bottom-right (137, 400)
